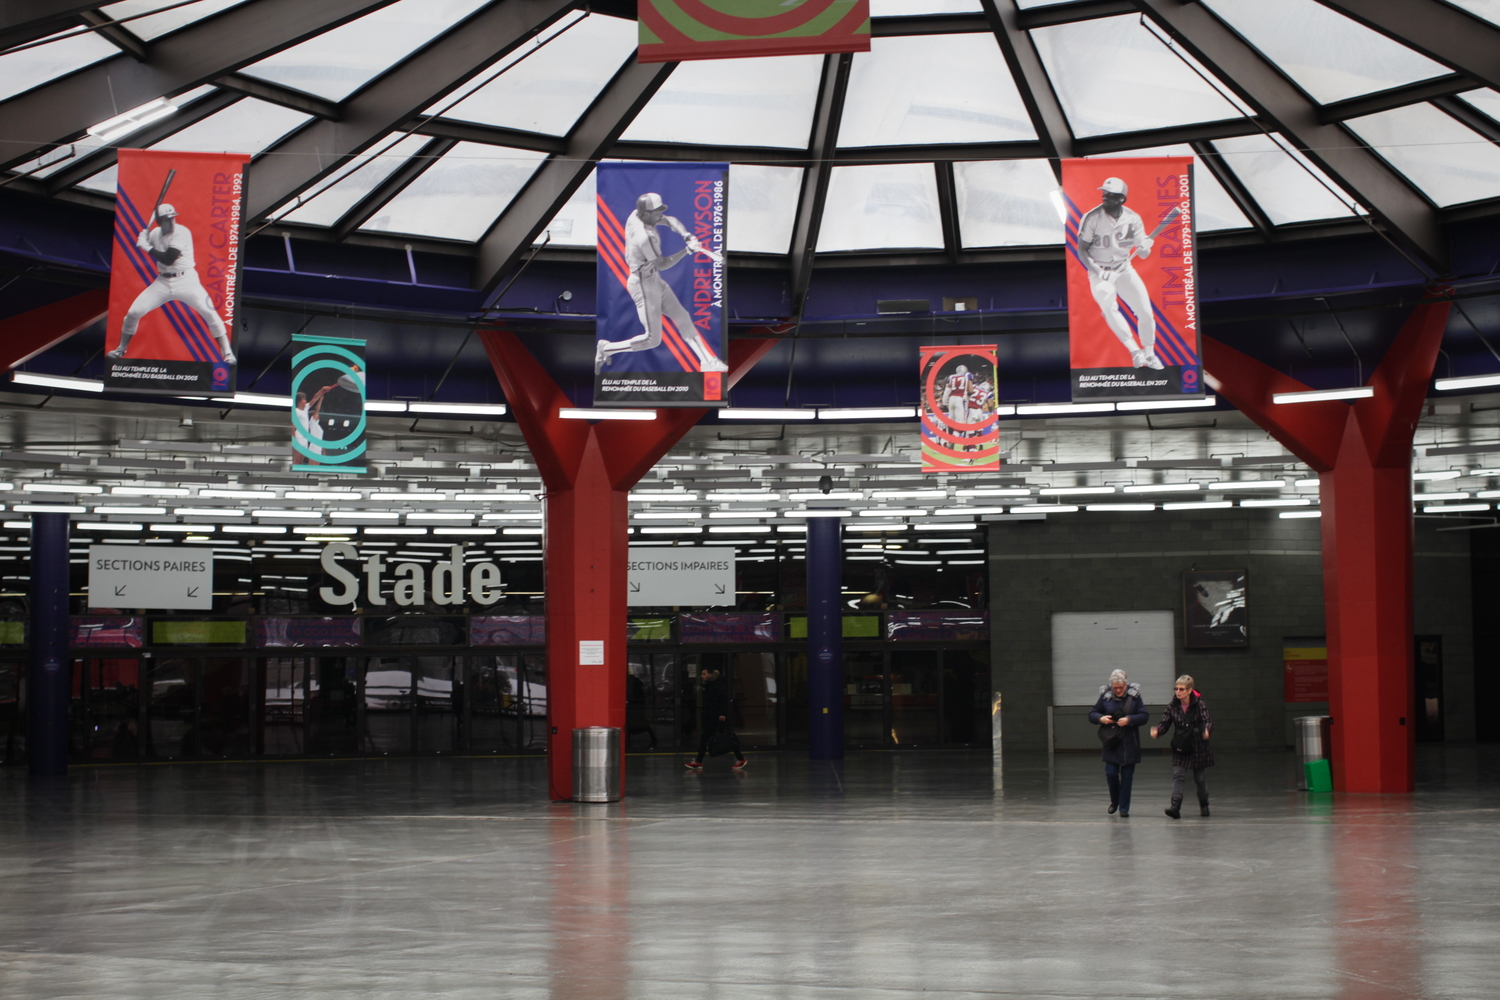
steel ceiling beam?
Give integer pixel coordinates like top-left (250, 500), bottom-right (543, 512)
top-left (981, 0), bottom-right (1075, 179)
top-left (0, 2), bottom-right (96, 50)
top-left (1132, 0), bottom-right (1448, 275)
top-left (1189, 139), bottom-right (1272, 238)
top-left (1316, 74), bottom-right (1477, 125)
top-left (1014, 0), bottom-right (1135, 31)
top-left (472, 56), bottom-right (676, 298)
top-left (77, 9), bottom-right (148, 61)
top-left (1316, 0), bottom-right (1500, 92)
top-left (0, 0), bottom-right (397, 172)
top-left (246, 0), bottom-right (577, 222)
top-left (214, 73), bottom-right (341, 121)
top-left (1433, 95), bottom-right (1500, 146)
top-left (788, 51), bottom-right (852, 321)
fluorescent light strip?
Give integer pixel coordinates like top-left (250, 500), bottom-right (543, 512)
top-left (293, 525), bottom-right (353, 534)
top-left (1207, 480), bottom-right (1286, 491)
top-left (1162, 501), bottom-right (1233, 511)
top-left (716, 408), bottom-right (817, 420)
top-left (1273, 386), bottom-right (1374, 404)
top-left (1280, 510), bottom-right (1322, 519)
top-left (27, 483), bottom-right (102, 494)
top-left (857, 508), bottom-right (926, 517)
top-left (1414, 492), bottom-right (1469, 501)
top-left (11, 371), bottom-right (103, 393)
top-left (251, 510), bottom-right (322, 519)
top-left (86, 98), bottom-right (177, 141)
top-left (1240, 498), bottom-right (1311, 507)
top-left (817, 407), bottom-right (918, 420)
top-left (433, 527), bottom-right (496, 535)
top-left (223, 525), bottom-right (288, 534)
top-left (150, 524), bottom-right (212, 532)
top-left (1010, 505), bottom-right (1077, 513)
top-left (1423, 503), bottom-right (1490, 513)
top-left (1085, 504), bottom-right (1155, 512)
top-left (174, 508), bottom-right (244, 517)
top-left (782, 509), bottom-right (853, 518)
top-left (73, 522), bottom-right (142, 531)
top-left (1115, 396), bottom-right (1216, 411)
top-left (1413, 470), bottom-right (1462, 481)
top-left (231, 392), bottom-right (292, 407)
top-left (94, 506), bottom-right (166, 515)
top-left (1434, 374), bottom-right (1500, 391)
top-left (638, 526), bottom-right (703, 534)
top-left (955, 488), bottom-right (1031, 497)
top-left (708, 510), bottom-right (775, 518)
top-left (559, 408), bottom-right (655, 421)
top-left (634, 512), bottom-right (703, 520)
top-left (1015, 402), bottom-right (1115, 415)
top-left (408, 402), bottom-right (508, 416)
top-left (707, 525), bottom-right (772, 533)
top-left (935, 507), bottom-right (1006, 516)
top-left (1123, 483), bottom-right (1200, 494)
top-left (365, 527), bottom-right (429, 536)
top-left (365, 400), bottom-right (408, 413)
top-left (13, 504), bottom-right (85, 513)
top-left (1040, 486), bottom-right (1115, 496)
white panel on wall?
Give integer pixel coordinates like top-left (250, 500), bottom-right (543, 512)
top-left (1051, 611), bottom-right (1175, 706)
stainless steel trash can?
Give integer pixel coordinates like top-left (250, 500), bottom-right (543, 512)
top-left (572, 727), bottom-right (621, 802)
top-left (1294, 715), bottom-right (1331, 790)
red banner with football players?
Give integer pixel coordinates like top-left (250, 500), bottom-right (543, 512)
top-left (104, 148), bottom-right (248, 395)
top-left (921, 345), bottom-right (999, 474)
top-left (638, 0), bottom-right (870, 62)
top-left (1062, 157), bottom-right (1201, 401)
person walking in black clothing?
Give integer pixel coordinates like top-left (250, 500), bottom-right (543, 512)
top-left (686, 668), bottom-right (747, 770)
top-left (1088, 669), bottom-right (1148, 816)
top-left (1151, 674), bottom-right (1214, 818)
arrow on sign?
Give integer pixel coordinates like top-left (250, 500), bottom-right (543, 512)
top-left (713, 584), bottom-right (726, 594)
top-left (628, 581), bottom-right (641, 593)
top-left (114, 585), bottom-right (126, 596)
top-left (187, 587), bottom-right (199, 598)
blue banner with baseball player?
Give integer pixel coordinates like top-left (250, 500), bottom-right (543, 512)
top-left (1062, 157), bottom-right (1201, 401)
top-left (291, 333), bottom-right (366, 474)
top-left (105, 148), bottom-right (248, 395)
top-left (594, 162), bottom-right (729, 407)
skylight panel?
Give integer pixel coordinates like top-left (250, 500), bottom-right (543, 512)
top-left (1201, 0), bottom-right (1450, 105)
top-left (817, 163), bottom-right (944, 252)
top-left (1444, 1), bottom-right (1500, 28)
top-left (360, 143), bottom-right (548, 242)
top-left (954, 160), bottom-right (1063, 248)
top-left (77, 99), bottom-right (314, 194)
top-left (838, 34), bottom-right (1035, 147)
top-left (870, 0), bottom-right (980, 13)
top-left (280, 134), bottom-right (434, 227)
top-left (621, 55), bottom-right (824, 149)
top-left (538, 166), bottom-right (597, 247)
top-left (729, 164), bottom-right (804, 254)
top-left (0, 30), bottom-right (119, 104)
top-left (1209, 133), bottom-right (1360, 225)
top-left (240, 0), bottom-right (491, 102)
top-left (1345, 104), bottom-right (1500, 208)
top-left (1088, 143), bottom-right (1252, 232)
top-left (98, 1), bottom-right (253, 41)
top-left (1458, 88), bottom-right (1500, 124)
top-left (436, 14), bottom-right (637, 137)
top-left (1031, 16), bottom-right (1247, 139)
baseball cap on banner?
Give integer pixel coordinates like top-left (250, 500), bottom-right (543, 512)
top-left (637, 192), bottom-right (667, 213)
top-left (1098, 178), bottom-right (1128, 196)
top-left (156, 202), bottom-right (178, 217)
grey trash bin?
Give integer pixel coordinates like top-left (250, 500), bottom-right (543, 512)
top-left (1293, 715), bottom-right (1331, 790)
top-left (572, 727), bottom-right (621, 802)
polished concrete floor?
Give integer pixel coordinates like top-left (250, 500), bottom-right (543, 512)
top-left (0, 746), bottom-right (1496, 999)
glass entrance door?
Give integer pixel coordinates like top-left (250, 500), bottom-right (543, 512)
top-left (843, 651), bottom-right (887, 748)
top-left (71, 657), bottom-right (141, 761)
top-left (889, 650), bottom-right (939, 748)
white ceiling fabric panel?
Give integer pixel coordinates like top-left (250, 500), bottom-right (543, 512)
top-left (1345, 104), bottom-right (1500, 208)
top-left (0, 31), bottom-right (118, 104)
top-left (1445, 0), bottom-right (1500, 27)
top-left (1458, 88), bottom-right (1500, 123)
top-left (818, 163), bottom-right (944, 252)
top-left (621, 55), bottom-right (824, 149)
top-left (360, 143), bottom-right (547, 242)
top-left (1201, 0), bottom-right (1449, 105)
top-left (436, 14), bottom-right (637, 136)
top-left (99, 1), bottom-right (253, 41)
top-left (871, 0), bottom-right (979, 12)
top-left (241, 0), bottom-right (490, 102)
top-left (954, 160), bottom-right (1063, 248)
top-left (1210, 133), bottom-right (1360, 225)
top-left (839, 34), bottom-right (1036, 147)
top-left (281, 134), bottom-right (434, 227)
top-left (1031, 16), bottom-right (1248, 139)
top-left (728, 164), bottom-right (805, 254)
top-left (538, 166), bottom-right (597, 247)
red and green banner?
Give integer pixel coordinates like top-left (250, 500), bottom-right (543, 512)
top-left (639, 0), bottom-right (870, 63)
top-left (920, 345), bottom-right (1000, 473)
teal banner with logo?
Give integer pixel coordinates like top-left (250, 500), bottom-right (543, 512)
top-left (291, 333), bottom-right (366, 474)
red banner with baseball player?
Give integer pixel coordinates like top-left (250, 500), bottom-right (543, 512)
top-left (1062, 157), bottom-right (1201, 401)
top-left (920, 345), bottom-right (1000, 473)
top-left (594, 161), bottom-right (728, 407)
top-left (104, 148), bottom-right (247, 395)
top-left (638, 0), bottom-right (870, 62)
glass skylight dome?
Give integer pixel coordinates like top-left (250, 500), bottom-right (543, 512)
top-left (1, 0), bottom-right (1497, 277)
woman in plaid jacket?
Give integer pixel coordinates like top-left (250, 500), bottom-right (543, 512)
top-left (1150, 674), bottom-right (1214, 819)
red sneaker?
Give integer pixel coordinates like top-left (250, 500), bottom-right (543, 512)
top-left (732, 758), bottom-right (748, 770)
top-left (685, 760), bottom-right (703, 769)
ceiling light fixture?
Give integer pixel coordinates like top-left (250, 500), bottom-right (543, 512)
top-left (1272, 386), bottom-right (1374, 404)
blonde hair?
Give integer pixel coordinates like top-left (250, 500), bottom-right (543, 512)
top-left (1174, 674), bottom-right (1195, 690)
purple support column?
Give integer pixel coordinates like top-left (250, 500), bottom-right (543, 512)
top-left (28, 511), bottom-right (70, 777)
top-left (805, 516), bottom-right (843, 759)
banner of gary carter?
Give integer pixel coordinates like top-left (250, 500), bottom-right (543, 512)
top-left (105, 148), bottom-right (248, 395)
top-left (1062, 157), bottom-right (1202, 402)
top-left (594, 162), bottom-right (729, 407)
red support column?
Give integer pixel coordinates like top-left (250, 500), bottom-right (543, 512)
top-left (1203, 293), bottom-right (1451, 793)
top-left (481, 327), bottom-right (780, 800)
top-left (0, 289), bottom-right (109, 371)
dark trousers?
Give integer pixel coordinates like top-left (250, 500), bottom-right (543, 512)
top-left (695, 721), bottom-right (743, 763)
top-left (1105, 762), bottom-right (1136, 813)
top-left (1172, 765), bottom-right (1209, 805)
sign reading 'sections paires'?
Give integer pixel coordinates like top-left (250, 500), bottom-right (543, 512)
top-left (627, 547), bottom-right (735, 607)
top-left (88, 545), bottom-right (214, 610)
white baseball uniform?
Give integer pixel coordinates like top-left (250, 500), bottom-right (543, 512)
top-left (966, 381), bottom-right (995, 424)
top-left (1078, 203), bottom-right (1157, 363)
top-left (596, 208), bottom-right (725, 373)
top-left (116, 223), bottom-right (233, 360)
top-left (943, 371), bottom-right (973, 424)
top-left (294, 400), bottom-right (324, 457)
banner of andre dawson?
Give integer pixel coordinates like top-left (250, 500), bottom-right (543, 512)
top-left (105, 148), bottom-right (248, 395)
top-left (594, 161), bottom-right (729, 407)
top-left (1062, 157), bottom-right (1200, 402)
top-left (920, 345), bottom-right (1000, 473)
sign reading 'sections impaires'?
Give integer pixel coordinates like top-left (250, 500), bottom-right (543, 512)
top-left (89, 545), bottom-right (214, 610)
top-left (626, 546), bottom-right (735, 607)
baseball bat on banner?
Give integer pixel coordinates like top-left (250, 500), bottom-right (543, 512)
top-left (1124, 206), bottom-right (1182, 263)
top-left (151, 168), bottom-right (176, 224)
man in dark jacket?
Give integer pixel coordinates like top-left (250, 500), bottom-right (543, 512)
top-left (1088, 669), bottom-right (1149, 816)
top-left (686, 668), bottom-right (747, 770)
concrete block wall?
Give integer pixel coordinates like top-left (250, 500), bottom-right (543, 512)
top-left (988, 511), bottom-right (1475, 752)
